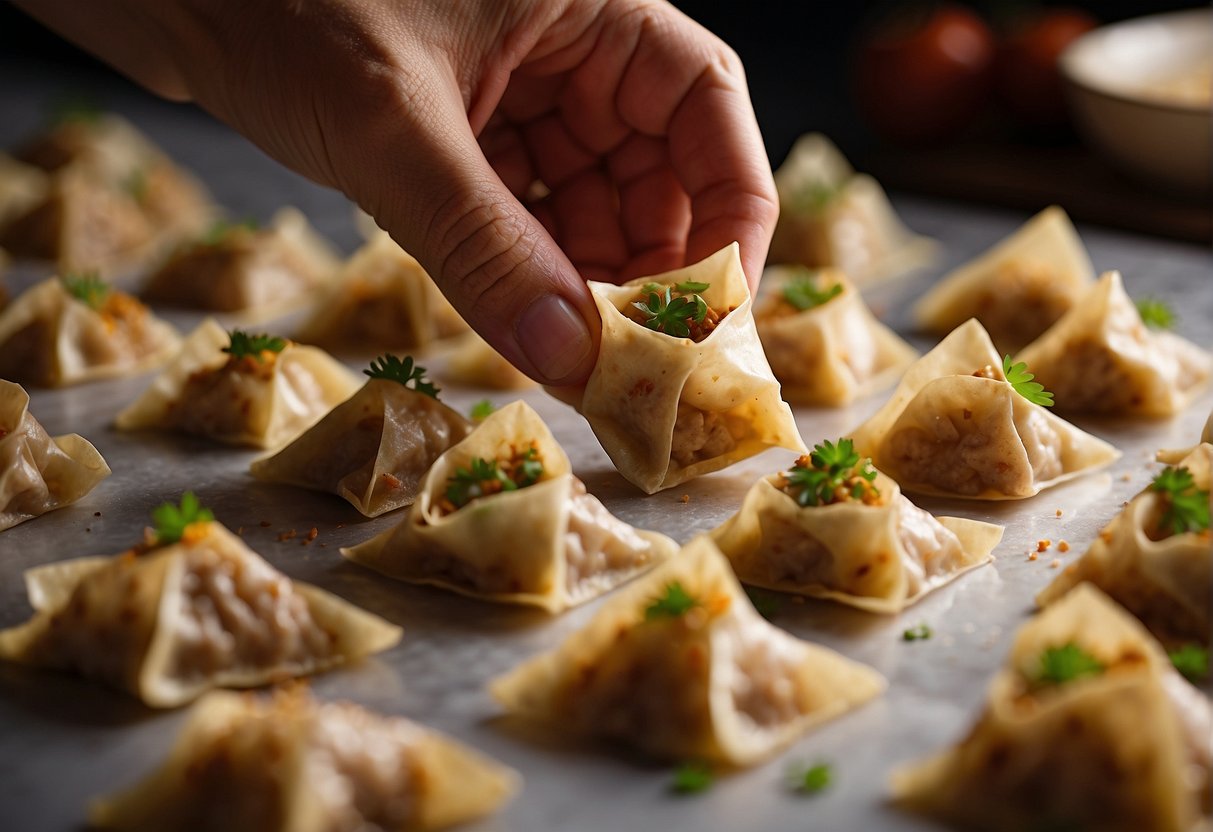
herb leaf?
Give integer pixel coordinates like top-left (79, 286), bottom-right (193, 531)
top-left (223, 330), bottom-right (286, 361)
top-left (1168, 644), bottom-right (1209, 682)
top-left (1135, 297), bottom-right (1176, 330)
top-left (152, 492), bottom-right (214, 546)
top-left (781, 439), bottom-right (879, 508)
top-left (1151, 466), bottom-right (1210, 536)
top-left (1003, 355), bottom-right (1054, 407)
top-left (632, 286), bottom-right (709, 339)
top-left (364, 354), bottom-right (439, 398)
top-left (670, 762), bottom-right (713, 795)
top-left (645, 581), bottom-right (699, 620)
top-left (1036, 643), bottom-right (1104, 687)
top-left (789, 761), bottom-right (832, 794)
top-left (469, 399), bottom-right (495, 422)
top-left (443, 447), bottom-right (544, 510)
top-left (782, 270), bottom-right (843, 311)
top-left (200, 218), bottom-right (259, 246)
top-left (61, 271), bottom-right (110, 310)
top-left (674, 280), bottom-right (711, 294)
top-left (902, 623), bottom-right (932, 642)
top-left (792, 181), bottom-right (838, 214)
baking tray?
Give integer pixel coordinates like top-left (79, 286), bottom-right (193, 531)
top-left (1, 90), bottom-right (1212, 832)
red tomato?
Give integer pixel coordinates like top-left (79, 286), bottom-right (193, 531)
top-left (854, 5), bottom-right (997, 145)
top-left (995, 9), bottom-right (1099, 130)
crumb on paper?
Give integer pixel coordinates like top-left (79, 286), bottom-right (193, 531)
top-left (93, 511), bottom-right (102, 517)
top-left (306, 527), bottom-right (318, 542)
top-left (1028, 552), bottom-right (1038, 562)
top-left (1049, 559), bottom-right (1061, 569)
top-left (260, 520), bottom-right (271, 527)
top-left (680, 494), bottom-right (690, 504)
top-left (278, 529), bottom-right (297, 542)
top-left (1058, 540), bottom-right (1070, 553)
top-left (1055, 509), bottom-right (1062, 518)
top-left (1036, 539), bottom-right (1051, 553)
top-left (85, 527), bottom-right (91, 533)
top-left (1121, 473), bottom-right (1132, 482)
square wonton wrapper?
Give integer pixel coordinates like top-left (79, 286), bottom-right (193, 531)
top-left (90, 688), bottom-right (520, 832)
top-left (115, 318), bottom-right (360, 449)
top-left (442, 331), bottom-right (537, 390)
top-left (0, 523), bottom-right (401, 708)
top-left (913, 206), bottom-right (1095, 353)
top-left (142, 207), bottom-right (341, 324)
top-left (490, 535), bottom-right (886, 766)
top-left (755, 266), bottom-right (918, 406)
top-left (768, 133), bottom-right (937, 285)
top-left (553, 243), bottom-right (804, 494)
top-left (0, 379), bottom-right (110, 532)
top-left (1038, 443), bottom-right (1212, 646)
top-left (0, 276), bottom-right (180, 387)
top-left (295, 230), bottom-right (467, 352)
top-left (250, 378), bottom-right (474, 517)
top-left (343, 400), bottom-right (678, 613)
top-left (711, 468), bottom-right (1003, 613)
top-left (850, 319), bottom-right (1119, 499)
top-left (1017, 270), bottom-right (1212, 417)
top-left (891, 584), bottom-right (1212, 832)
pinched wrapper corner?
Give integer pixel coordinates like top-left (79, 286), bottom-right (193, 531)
top-left (444, 331), bottom-right (536, 390)
top-left (850, 319), bottom-right (1119, 499)
top-left (0, 523), bottom-right (401, 708)
top-left (711, 468), bottom-right (1003, 613)
top-left (557, 243), bottom-right (804, 494)
top-left (115, 317), bottom-right (360, 449)
top-left (490, 535), bottom-right (885, 766)
top-left (344, 400), bottom-right (676, 612)
top-left (0, 276), bottom-right (180, 387)
top-left (1158, 408), bottom-right (1213, 464)
top-left (250, 378), bottom-right (473, 518)
top-left (1038, 443), bottom-right (1212, 647)
top-left (755, 266), bottom-right (918, 406)
top-left (913, 206), bottom-right (1095, 354)
top-left (0, 379), bottom-right (110, 532)
top-left (90, 688), bottom-right (519, 832)
top-left (890, 584), bottom-right (1212, 832)
top-left (1017, 271), bottom-right (1212, 418)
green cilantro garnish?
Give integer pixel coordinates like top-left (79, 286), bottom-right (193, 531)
top-left (1003, 355), bottom-right (1054, 407)
top-left (632, 286), bottom-right (710, 338)
top-left (61, 271), bottom-right (109, 310)
top-left (792, 181), bottom-right (838, 214)
top-left (645, 581), bottom-right (699, 620)
top-left (364, 354), bottom-right (439, 398)
top-left (745, 587), bottom-right (781, 621)
top-left (223, 330), bottom-right (286, 361)
top-left (781, 439), bottom-right (879, 508)
top-left (1036, 643), bottom-right (1104, 687)
top-left (151, 492), bottom-right (214, 546)
top-left (1168, 644), bottom-right (1209, 682)
top-left (123, 168), bottom-right (148, 203)
top-left (669, 762), bottom-right (713, 795)
top-left (199, 218), bottom-right (259, 246)
top-left (673, 280), bottom-right (711, 294)
top-left (902, 623), bottom-right (932, 642)
top-left (443, 447), bottom-right (544, 510)
top-left (1151, 466), bottom-right (1210, 536)
top-left (1135, 297), bottom-right (1176, 330)
top-left (469, 399), bottom-right (495, 422)
top-left (782, 270), bottom-right (843, 311)
top-left (788, 761), bottom-right (832, 794)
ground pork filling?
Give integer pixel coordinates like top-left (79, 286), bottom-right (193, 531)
top-left (1034, 338), bottom-right (1146, 413)
top-left (671, 402), bottom-right (737, 467)
top-left (724, 614), bottom-right (809, 730)
top-left (563, 478), bottom-right (654, 596)
top-left (895, 499), bottom-right (966, 595)
top-left (975, 259), bottom-right (1075, 351)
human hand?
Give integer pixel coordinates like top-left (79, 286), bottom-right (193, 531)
top-left (20, 0), bottom-right (778, 386)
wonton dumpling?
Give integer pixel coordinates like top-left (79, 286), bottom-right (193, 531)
top-left (1158, 408), bottom-right (1213, 464)
top-left (768, 133), bottom-right (937, 285)
top-left (0, 380), bottom-right (110, 532)
top-left (491, 535), bottom-right (886, 765)
top-left (913, 206), bottom-right (1094, 353)
top-left (250, 376), bottom-right (474, 517)
top-left (90, 688), bottom-right (519, 832)
top-left (554, 244), bottom-right (804, 494)
top-left (891, 584), bottom-right (1212, 832)
top-left (1038, 443), bottom-right (1212, 646)
top-left (0, 152), bottom-right (48, 229)
top-left (343, 400), bottom-right (677, 613)
top-left (0, 521), bottom-right (401, 707)
top-left (711, 462), bottom-right (1003, 613)
top-left (0, 276), bottom-right (179, 387)
top-left (115, 318), bottom-right (360, 449)
top-left (1017, 271), bottom-right (1212, 417)
top-left (295, 231), bottom-right (467, 352)
top-left (143, 208), bottom-right (339, 321)
top-left (850, 319), bottom-right (1119, 499)
top-left (755, 266), bottom-right (917, 406)
top-left (443, 331), bottom-right (536, 390)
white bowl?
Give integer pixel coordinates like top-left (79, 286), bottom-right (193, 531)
top-left (1060, 9), bottom-right (1211, 195)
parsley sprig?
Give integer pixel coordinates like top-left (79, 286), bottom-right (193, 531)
top-left (645, 581), bottom-right (699, 620)
top-left (1002, 355), bottom-right (1054, 407)
top-left (632, 286), bottom-right (709, 338)
top-left (364, 354), bottom-right (439, 398)
top-left (443, 448), bottom-right (543, 510)
top-left (781, 439), bottom-right (879, 508)
top-left (1035, 643), bottom-right (1104, 687)
top-left (782, 270), bottom-right (843, 311)
top-left (61, 271), bottom-right (110, 310)
top-left (469, 399), bottom-right (495, 422)
top-left (1168, 644), bottom-right (1209, 682)
top-left (788, 761), bottom-right (832, 794)
top-left (223, 330), bottom-right (286, 361)
top-left (902, 623), bottom-right (932, 642)
top-left (670, 762), bottom-right (713, 795)
top-left (1135, 297), bottom-right (1176, 330)
top-left (151, 492), bottom-right (214, 546)
top-left (1150, 466), bottom-right (1210, 536)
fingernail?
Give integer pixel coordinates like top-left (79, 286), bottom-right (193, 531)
top-left (516, 294), bottom-right (593, 383)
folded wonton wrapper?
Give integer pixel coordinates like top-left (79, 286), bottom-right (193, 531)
top-left (553, 244), bottom-right (804, 494)
top-left (0, 380), bottom-right (110, 532)
top-left (295, 230), bottom-right (466, 352)
top-left (115, 318), bottom-right (360, 449)
top-left (143, 208), bottom-right (340, 323)
top-left (913, 206), bottom-right (1095, 354)
top-left (343, 401), bottom-right (677, 613)
top-left (891, 584), bottom-right (1212, 832)
top-left (711, 467), bottom-right (1003, 613)
top-left (443, 331), bottom-right (536, 390)
top-left (0, 522), bottom-right (401, 707)
top-left (850, 319), bottom-right (1119, 499)
top-left (755, 266), bottom-right (917, 406)
top-left (90, 688), bottom-right (520, 832)
top-left (1158, 408), bottom-right (1213, 464)
top-left (250, 378), bottom-right (474, 517)
top-left (768, 133), bottom-right (937, 285)
top-left (1038, 443), bottom-right (1212, 646)
top-left (491, 535), bottom-right (886, 765)
top-left (1017, 271), bottom-right (1212, 417)
top-left (0, 152), bottom-right (48, 229)
top-left (0, 276), bottom-right (180, 387)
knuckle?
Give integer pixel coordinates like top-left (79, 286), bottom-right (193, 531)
top-left (429, 194), bottom-right (537, 317)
